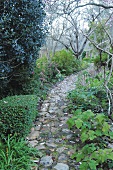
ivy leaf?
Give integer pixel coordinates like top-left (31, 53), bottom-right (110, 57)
top-left (79, 162), bottom-right (89, 170)
top-left (76, 152), bottom-right (84, 162)
top-left (71, 153), bottom-right (77, 159)
top-left (98, 149), bottom-right (107, 163)
top-left (67, 117), bottom-right (75, 128)
top-left (107, 150), bottom-right (113, 160)
top-left (82, 110), bottom-right (94, 120)
top-left (109, 131), bottom-right (113, 139)
top-left (95, 129), bottom-right (102, 136)
top-left (88, 130), bottom-right (96, 140)
top-left (91, 151), bottom-right (99, 161)
top-left (75, 119), bottom-right (83, 129)
top-left (74, 109), bottom-right (82, 116)
top-left (96, 114), bottom-right (105, 123)
top-left (88, 160), bottom-right (98, 170)
top-left (81, 132), bottom-right (88, 142)
top-left (102, 122), bottom-right (110, 133)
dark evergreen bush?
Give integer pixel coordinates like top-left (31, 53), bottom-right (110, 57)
top-left (0, 0), bottom-right (46, 98)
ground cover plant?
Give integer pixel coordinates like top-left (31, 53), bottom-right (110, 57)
top-left (0, 136), bottom-right (40, 170)
top-left (67, 68), bottom-right (113, 169)
top-left (67, 74), bottom-right (108, 114)
top-left (67, 109), bottom-right (113, 170)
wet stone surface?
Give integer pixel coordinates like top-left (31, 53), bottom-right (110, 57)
top-left (28, 65), bottom-right (95, 170)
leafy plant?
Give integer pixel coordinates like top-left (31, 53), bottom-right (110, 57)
top-left (67, 109), bottom-right (113, 170)
top-left (93, 53), bottom-right (112, 70)
top-left (0, 136), bottom-right (40, 170)
top-left (72, 144), bottom-right (113, 170)
top-left (52, 49), bottom-right (82, 75)
top-left (67, 75), bottom-right (108, 113)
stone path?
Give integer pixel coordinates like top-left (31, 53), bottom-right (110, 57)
top-left (27, 64), bottom-right (95, 170)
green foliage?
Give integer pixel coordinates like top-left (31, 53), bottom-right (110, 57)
top-left (67, 75), bottom-right (108, 113)
top-left (36, 56), bottom-right (59, 83)
top-left (67, 110), bottom-right (112, 142)
top-left (67, 110), bottom-right (113, 170)
top-left (0, 136), bottom-right (40, 170)
top-left (73, 144), bottom-right (113, 170)
top-left (52, 49), bottom-right (81, 75)
top-left (89, 21), bottom-right (108, 50)
top-left (81, 51), bottom-right (86, 59)
top-left (0, 95), bottom-right (38, 140)
top-left (36, 49), bottom-right (84, 85)
top-left (93, 53), bottom-right (111, 68)
top-left (0, 0), bottom-right (46, 97)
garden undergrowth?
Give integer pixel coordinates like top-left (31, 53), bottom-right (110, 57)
top-left (0, 49), bottom-right (88, 169)
top-left (67, 69), bottom-right (113, 170)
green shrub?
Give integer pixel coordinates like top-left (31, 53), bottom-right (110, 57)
top-left (0, 95), bottom-right (38, 140)
top-left (52, 49), bottom-right (81, 75)
top-left (93, 53), bottom-right (111, 69)
top-left (0, 136), bottom-right (40, 170)
top-left (36, 49), bottom-right (83, 83)
top-left (67, 109), bottom-right (113, 170)
top-left (67, 76), bottom-right (108, 114)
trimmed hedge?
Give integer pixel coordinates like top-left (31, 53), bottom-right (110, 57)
top-left (0, 95), bottom-right (38, 140)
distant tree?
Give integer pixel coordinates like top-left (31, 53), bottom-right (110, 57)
top-left (0, 0), bottom-right (46, 97)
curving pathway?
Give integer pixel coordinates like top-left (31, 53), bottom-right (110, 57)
top-left (28, 64), bottom-right (96, 170)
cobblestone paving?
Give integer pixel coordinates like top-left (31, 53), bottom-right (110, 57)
top-left (27, 64), bottom-right (95, 170)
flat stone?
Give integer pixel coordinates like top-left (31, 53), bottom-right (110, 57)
top-left (33, 159), bottom-right (40, 164)
top-left (108, 143), bottom-right (113, 149)
top-left (55, 138), bottom-right (63, 143)
top-left (40, 156), bottom-right (53, 167)
top-left (48, 107), bottom-right (58, 113)
top-left (39, 117), bottom-right (45, 122)
top-left (41, 103), bottom-right (50, 112)
top-left (35, 121), bottom-right (42, 126)
top-left (58, 154), bottom-right (68, 162)
top-left (49, 103), bottom-right (56, 107)
top-left (60, 117), bottom-right (68, 121)
top-left (56, 109), bottom-right (64, 115)
top-left (31, 166), bottom-right (38, 170)
top-left (35, 125), bottom-right (41, 131)
top-left (56, 147), bottom-right (66, 153)
top-left (64, 113), bottom-right (68, 115)
top-left (62, 129), bottom-right (70, 133)
top-left (41, 125), bottom-right (50, 132)
top-left (66, 134), bottom-right (73, 139)
top-left (46, 138), bottom-right (55, 143)
top-left (28, 131), bottom-right (40, 140)
top-left (61, 105), bottom-right (67, 109)
top-left (54, 163), bottom-right (69, 170)
top-left (36, 145), bottom-right (46, 150)
top-left (51, 127), bottom-right (58, 133)
top-left (28, 140), bottom-right (38, 147)
top-left (39, 112), bottom-right (48, 116)
top-left (46, 142), bottom-right (57, 148)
